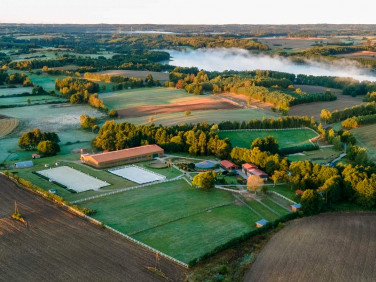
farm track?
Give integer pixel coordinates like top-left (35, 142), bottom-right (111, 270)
top-left (0, 174), bottom-right (186, 282)
top-left (245, 213), bottom-right (376, 282)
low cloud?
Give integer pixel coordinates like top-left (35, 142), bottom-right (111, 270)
top-left (167, 48), bottom-right (376, 82)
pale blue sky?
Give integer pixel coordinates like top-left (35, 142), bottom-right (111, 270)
top-left (1, 0), bottom-right (375, 24)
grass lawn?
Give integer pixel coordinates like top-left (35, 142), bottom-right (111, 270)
top-left (287, 146), bottom-right (340, 164)
top-left (351, 123), bottom-right (376, 161)
top-left (245, 199), bottom-right (280, 221)
top-left (218, 129), bottom-right (318, 149)
top-left (137, 161), bottom-right (182, 179)
top-left (269, 184), bottom-right (297, 201)
top-left (261, 198), bottom-right (290, 216)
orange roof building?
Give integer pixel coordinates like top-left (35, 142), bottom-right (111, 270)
top-left (242, 163), bottom-right (268, 179)
top-left (81, 144), bottom-right (164, 168)
top-left (220, 160), bottom-right (238, 170)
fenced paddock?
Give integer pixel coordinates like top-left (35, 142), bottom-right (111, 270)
top-left (109, 165), bottom-right (166, 184)
top-left (37, 166), bottom-right (110, 192)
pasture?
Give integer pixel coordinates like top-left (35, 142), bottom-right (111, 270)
top-left (287, 146), bottom-right (340, 163)
top-left (109, 165), bottom-right (166, 184)
top-left (0, 87), bottom-right (33, 96)
top-left (95, 69), bottom-right (169, 81)
top-left (0, 175), bottom-right (185, 281)
top-left (245, 213), bottom-right (376, 282)
top-left (351, 123), bottom-right (376, 160)
top-left (0, 119), bottom-right (19, 138)
top-left (218, 129), bottom-right (318, 149)
top-left (81, 179), bottom-right (292, 263)
top-left (0, 95), bottom-right (66, 106)
top-left (37, 166), bottom-right (110, 192)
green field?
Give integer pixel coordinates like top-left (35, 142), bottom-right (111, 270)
top-left (0, 87), bottom-right (33, 96)
top-left (0, 95), bottom-right (66, 106)
top-left (218, 129), bottom-right (318, 149)
top-left (287, 146), bottom-right (340, 164)
top-left (269, 184), bottom-right (297, 201)
top-left (81, 179), bottom-right (291, 263)
top-left (351, 123), bottom-right (376, 160)
top-left (100, 87), bottom-right (198, 110)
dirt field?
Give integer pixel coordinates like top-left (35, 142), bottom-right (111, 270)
top-left (245, 213), bottom-right (376, 282)
top-left (118, 97), bottom-right (242, 118)
top-left (96, 70), bottom-right (170, 81)
top-left (294, 84), bottom-right (342, 94)
top-left (0, 119), bottom-right (19, 137)
top-left (336, 50), bottom-right (376, 59)
top-left (289, 89), bottom-right (364, 120)
top-left (0, 174), bottom-right (186, 281)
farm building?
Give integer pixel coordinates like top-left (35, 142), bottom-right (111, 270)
top-left (14, 160), bottom-right (34, 169)
top-left (242, 163), bottom-right (268, 180)
top-left (295, 189), bottom-right (304, 196)
top-left (80, 144), bottom-right (164, 168)
top-left (32, 153), bottom-right (40, 159)
top-left (195, 160), bottom-right (216, 170)
top-left (291, 203), bottom-right (302, 212)
top-left (256, 219), bottom-right (269, 228)
top-left (220, 160), bottom-right (238, 171)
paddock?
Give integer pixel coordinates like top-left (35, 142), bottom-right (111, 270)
top-left (109, 165), bottom-right (166, 184)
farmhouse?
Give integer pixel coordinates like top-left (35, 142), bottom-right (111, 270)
top-left (242, 163), bottom-right (268, 180)
top-left (81, 144), bottom-right (164, 168)
top-left (32, 153), bottom-right (40, 159)
top-left (220, 160), bottom-right (238, 171)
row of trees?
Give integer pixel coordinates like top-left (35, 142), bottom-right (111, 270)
top-left (0, 71), bottom-right (34, 87)
top-left (341, 114), bottom-right (376, 129)
top-left (320, 102), bottom-right (376, 123)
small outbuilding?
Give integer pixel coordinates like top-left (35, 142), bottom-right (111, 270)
top-left (220, 160), bottom-right (238, 171)
top-left (242, 163), bottom-right (268, 180)
top-left (290, 203), bottom-right (302, 212)
top-left (14, 160), bottom-right (34, 169)
top-left (295, 189), bottom-right (304, 196)
top-left (195, 160), bottom-right (216, 170)
top-left (256, 219), bottom-right (269, 228)
top-left (32, 153), bottom-right (41, 159)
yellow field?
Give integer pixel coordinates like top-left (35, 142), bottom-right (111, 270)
top-left (0, 119), bottom-right (19, 137)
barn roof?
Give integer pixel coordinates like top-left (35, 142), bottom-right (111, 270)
top-left (220, 160), bottom-right (237, 170)
top-left (256, 219), bottom-right (268, 226)
top-left (242, 163), bottom-right (258, 170)
top-left (85, 145), bottom-right (163, 164)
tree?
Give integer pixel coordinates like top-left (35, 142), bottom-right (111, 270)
top-left (320, 109), bottom-right (332, 123)
top-left (185, 110), bottom-right (191, 116)
top-left (145, 74), bottom-right (154, 87)
top-left (192, 171), bottom-right (216, 190)
top-left (108, 109), bottom-right (118, 117)
top-left (247, 175), bottom-right (264, 194)
top-left (301, 189), bottom-right (323, 215)
top-left (37, 140), bottom-right (60, 156)
top-left (26, 98), bottom-right (31, 105)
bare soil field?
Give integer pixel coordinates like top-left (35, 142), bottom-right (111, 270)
top-left (336, 50), bottom-right (376, 59)
top-left (0, 174), bottom-right (186, 282)
top-left (96, 70), bottom-right (170, 81)
top-left (245, 213), bottom-right (376, 282)
top-left (294, 84), bottom-right (342, 94)
top-left (289, 90), bottom-right (364, 120)
top-left (118, 97), bottom-right (242, 118)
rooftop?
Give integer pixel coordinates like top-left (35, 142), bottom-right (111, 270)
top-left (220, 160), bottom-right (237, 169)
top-left (85, 144), bottom-right (163, 164)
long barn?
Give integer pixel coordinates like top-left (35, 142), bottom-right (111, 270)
top-left (81, 144), bottom-right (164, 168)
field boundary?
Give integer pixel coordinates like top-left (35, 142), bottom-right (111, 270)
top-left (270, 191), bottom-right (296, 204)
top-left (220, 127), bottom-right (318, 134)
top-left (72, 176), bottom-right (183, 204)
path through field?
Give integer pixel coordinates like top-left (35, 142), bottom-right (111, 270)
top-left (244, 213), bottom-right (376, 282)
top-left (0, 174), bottom-right (186, 281)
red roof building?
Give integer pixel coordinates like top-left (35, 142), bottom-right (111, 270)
top-left (242, 163), bottom-right (268, 179)
top-left (81, 144), bottom-right (164, 168)
top-left (220, 160), bottom-right (238, 170)
top-left (295, 189), bottom-right (304, 195)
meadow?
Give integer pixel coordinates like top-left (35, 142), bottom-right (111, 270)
top-left (287, 147), bottom-right (340, 164)
top-left (0, 87), bottom-right (33, 96)
top-left (0, 95), bottom-right (66, 106)
top-left (351, 123), bottom-right (376, 160)
top-left (218, 129), bottom-right (318, 149)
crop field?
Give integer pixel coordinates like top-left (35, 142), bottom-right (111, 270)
top-left (0, 103), bottom-right (104, 132)
top-left (0, 174), bottom-right (186, 281)
top-left (287, 146), bottom-right (341, 163)
top-left (0, 95), bottom-right (66, 106)
top-left (245, 213), bottom-right (376, 282)
top-left (119, 108), bottom-right (278, 126)
top-left (95, 70), bottom-right (170, 81)
top-left (351, 123), bottom-right (376, 160)
top-left (81, 179), bottom-right (292, 263)
top-left (289, 92), bottom-right (364, 120)
top-left (37, 166), bottom-right (110, 192)
top-left (0, 119), bottom-right (19, 138)
top-left (0, 87), bottom-right (33, 96)
top-left (218, 129), bottom-right (318, 149)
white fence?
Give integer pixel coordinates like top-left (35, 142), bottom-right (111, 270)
top-left (270, 191), bottom-right (296, 204)
top-left (72, 176), bottom-right (183, 204)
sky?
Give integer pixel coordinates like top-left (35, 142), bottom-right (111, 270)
top-left (1, 0), bottom-right (375, 24)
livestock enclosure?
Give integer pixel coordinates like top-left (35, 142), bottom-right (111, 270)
top-left (109, 165), bottom-right (166, 184)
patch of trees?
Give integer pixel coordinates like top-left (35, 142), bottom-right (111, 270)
top-left (0, 72), bottom-right (34, 87)
top-left (80, 114), bottom-right (98, 132)
top-left (93, 121), bottom-right (232, 159)
top-left (18, 128), bottom-right (60, 156)
top-left (341, 114), bottom-right (376, 129)
top-left (192, 171), bottom-right (216, 190)
top-left (251, 136), bottom-right (279, 154)
top-left (320, 102), bottom-right (376, 123)
top-left (294, 45), bottom-right (370, 57)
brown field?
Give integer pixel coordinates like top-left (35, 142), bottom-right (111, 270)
top-left (336, 50), bottom-right (376, 59)
top-left (294, 84), bottom-right (343, 94)
top-left (0, 175), bottom-right (186, 281)
top-left (0, 119), bottom-right (19, 137)
top-left (245, 213), bottom-right (376, 282)
top-left (258, 37), bottom-right (322, 51)
top-left (118, 97), bottom-right (242, 118)
top-left (52, 65), bottom-right (80, 71)
top-left (289, 88), bottom-right (364, 120)
top-left (96, 70), bottom-right (170, 81)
